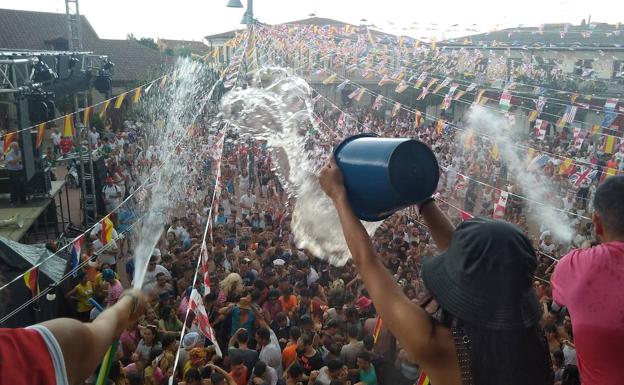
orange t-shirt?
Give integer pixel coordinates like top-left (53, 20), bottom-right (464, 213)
top-left (279, 295), bottom-right (298, 312)
top-left (229, 366), bottom-right (248, 385)
top-left (282, 342), bottom-right (298, 369)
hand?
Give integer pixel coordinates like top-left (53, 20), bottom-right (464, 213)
top-left (120, 289), bottom-right (148, 322)
top-left (309, 370), bottom-right (320, 380)
top-left (318, 156), bottom-right (346, 200)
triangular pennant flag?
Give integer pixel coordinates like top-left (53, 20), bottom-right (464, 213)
top-left (83, 106), bottom-right (92, 128)
top-left (36, 123), bottom-right (46, 149)
top-left (160, 75), bottom-right (168, 88)
top-left (392, 102), bottom-right (401, 117)
top-left (114, 93), bottom-right (126, 109)
top-left (24, 267), bottom-right (39, 297)
top-left (133, 86), bottom-right (142, 103)
top-left (99, 100), bottom-right (111, 118)
top-left (528, 110), bottom-right (539, 122)
top-left (63, 114), bottom-right (75, 138)
top-left (101, 215), bottom-right (114, 245)
top-left (322, 73), bottom-right (337, 85)
top-left (3, 131), bottom-right (17, 153)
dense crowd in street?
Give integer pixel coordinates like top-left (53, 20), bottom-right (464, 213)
top-left (41, 83), bottom-right (622, 385)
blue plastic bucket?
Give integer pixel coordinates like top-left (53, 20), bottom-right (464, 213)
top-left (334, 134), bottom-right (439, 221)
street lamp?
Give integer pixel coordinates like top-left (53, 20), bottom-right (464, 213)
top-left (226, 0), bottom-right (254, 25)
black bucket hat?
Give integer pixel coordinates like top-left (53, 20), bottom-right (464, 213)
top-left (422, 217), bottom-right (540, 331)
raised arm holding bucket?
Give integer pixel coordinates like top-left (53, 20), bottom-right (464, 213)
top-left (319, 135), bottom-right (553, 385)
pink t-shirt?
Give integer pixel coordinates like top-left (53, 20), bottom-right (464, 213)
top-left (551, 241), bottom-right (624, 385)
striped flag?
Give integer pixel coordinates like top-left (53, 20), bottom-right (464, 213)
top-left (114, 93), bottom-right (126, 109)
top-left (63, 114), bottom-right (75, 138)
top-left (499, 92), bottom-right (512, 112)
top-left (493, 190), bottom-right (509, 219)
top-left (559, 158), bottom-right (575, 175)
top-left (534, 119), bottom-right (547, 140)
top-left (24, 268), bottom-right (39, 297)
top-left (189, 288), bottom-right (222, 357)
top-left (535, 96), bottom-right (546, 115)
top-left (71, 234), bottom-right (85, 277)
top-left (36, 123), bottom-right (46, 149)
top-left (562, 105), bottom-right (578, 124)
top-left (416, 372), bottom-right (430, 385)
top-left (101, 216), bottom-right (114, 245)
top-left (604, 98), bottom-right (618, 111)
top-left (3, 131), bottom-right (16, 153)
top-left (83, 106), bottom-right (92, 128)
top-left (602, 135), bottom-right (617, 154)
top-left (372, 318), bottom-right (383, 343)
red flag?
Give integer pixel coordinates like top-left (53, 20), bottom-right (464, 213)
top-left (460, 210), bottom-right (474, 221)
top-left (24, 267), bottom-right (39, 297)
top-left (372, 318), bottom-right (383, 343)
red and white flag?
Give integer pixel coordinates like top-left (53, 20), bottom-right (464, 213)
top-left (493, 190), bottom-right (509, 219)
top-left (372, 94), bottom-right (383, 110)
top-left (189, 289), bottom-right (222, 357)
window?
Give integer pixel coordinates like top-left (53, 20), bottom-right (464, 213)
top-left (613, 60), bottom-right (624, 80)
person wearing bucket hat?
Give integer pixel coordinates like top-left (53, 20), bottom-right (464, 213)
top-left (319, 157), bottom-right (553, 385)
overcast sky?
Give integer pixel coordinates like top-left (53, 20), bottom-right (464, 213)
top-left (2, 0), bottom-right (621, 42)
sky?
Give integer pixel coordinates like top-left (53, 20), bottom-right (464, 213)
top-left (1, 0), bottom-right (622, 42)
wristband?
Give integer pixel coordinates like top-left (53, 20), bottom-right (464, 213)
top-left (418, 197), bottom-right (435, 214)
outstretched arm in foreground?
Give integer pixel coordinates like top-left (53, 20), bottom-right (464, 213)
top-left (318, 158), bottom-right (450, 366)
top-left (41, 289), bottom-right (147, 385)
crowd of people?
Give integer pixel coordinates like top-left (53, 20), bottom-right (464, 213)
top-left (2, 50), bottom-right (623, 385)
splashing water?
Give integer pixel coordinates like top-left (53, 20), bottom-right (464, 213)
top-left (132, 58), bottom-right (220, 289)
top-left (466, 106), bottom-right (574, 242)
top-left (221, 67), bottom-right (381, 265)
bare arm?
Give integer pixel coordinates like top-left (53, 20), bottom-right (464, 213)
top-left (41, 289), bottom-right (146, 385)
top-left (319, 158), bottom-right (442, 364)
top-left (207, 364), bottom-right (237, 385)
top-left (419, 200), bottom-right (455, 251)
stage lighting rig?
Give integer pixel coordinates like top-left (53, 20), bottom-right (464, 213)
top-left (31, 58), bottom-right (58, 84)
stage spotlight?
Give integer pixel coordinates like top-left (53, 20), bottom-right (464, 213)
top-left (32, 60), bottom-right (58, 83)
top-left (68, 55), bottom-right (80, 69)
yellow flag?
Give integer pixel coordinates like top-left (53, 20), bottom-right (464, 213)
top-left (526, 148), bottom-right (535, 164)
top-left (114, 93), bottom-right (126, 109)
top-left (475, 89), bottom-right (485, 104)
top-left (491, 143), bottom-right (500, 160)
top-left (436, 119), bottom-right (445, 134)
top-left (133, 87), bottom-right (142, 103)
top-left (479, 97), bottom-right (489, 105)
top-left (212, 47), bottom-right (220, 60)
top-left (322, 74), bottom-right (337, 85)
top-left (528, 110), bottom-right (538, 122)
top-left (464, 129), bottom-right (474, 149)
top-left (431, 38), bottom-right (436, 51)
top-left (99, 100), bottom-right (110, 118)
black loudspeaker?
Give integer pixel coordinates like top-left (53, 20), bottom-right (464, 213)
top-left (19, 124), bottom-right (36, 183)
top-left (26, 169), bottom-right (52, 196)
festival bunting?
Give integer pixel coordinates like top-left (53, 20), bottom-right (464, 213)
top-left (499, 92), bottom-right (512, 112)
top-left (491, 143), bottom-right (500, 160)
top-left (601, 111), bottom-right (617, 128)
top-left (100, 100), bottom-right (111, 119)
top-left (417, 86), bottom-right (429, 100)
top-left (534, 119), bottom-right (547, 140)
top-left (602, 135), bottom-right (617, 154)
top-left (322, 73), bottom-right (337, 85)
top-left (101, 216), bottom-right (114, 245)
top-left (436, 119), bottom-right (446, 135)
top-left (36, 123), bottom-right (46, 149)
top-left (562, 105), bottom-right (578, 124)
top-left (133, 87), bottom-right (142, 104)
top-left (336, 80), bottom-right (349, 92)
top-left (493, 190), bottom-right (509, 219)
top-left (591, 124), bottom-right (602, 134)
top-left (453, 90), bottom-right (466, 100)
top-left (433, 77), bottom-right (451, 94)
top-left (392, 102), bottom-right (401, 117)
top-left (378, 75), bottom-right (394, 86)
top-left (114, 93), bottom-right (126, 109)
top-left (83, 106), bottom-right (92, 128)
top-left (414, 72), bottom-right (427, 88)
top-left (2, 131), bottom-right (16, 153)
top-left (464, 129), bottom-right (475, 149)
top-left (189, 289), bottom-right (222, 357)
top-left (601, 167), bottom-right (617, 182)
top-left (372, 95), bottom-right (383, 111)
top-left (71, 235), bottom-right (84, 277)
top-left (528, 110), bottom-right (539, 122)
top-left (559, 158), bottom-right (575, 175)
top-left (414, 111), bottom-right (422, 129)
top-left (23, 267), bottom-right (39, 297)
top-left (604, 98), bottom-right (618, 111)
top-left (466, 82), bottom-right (477, 93)
top-left (475, 89), bottom-right (486, 105)
top-left (63, 115), bottom-right (75, 138)
top-left (395, 81), bottom-right (409, 94)
top-left (535, 96), bottom-right (546, 116)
